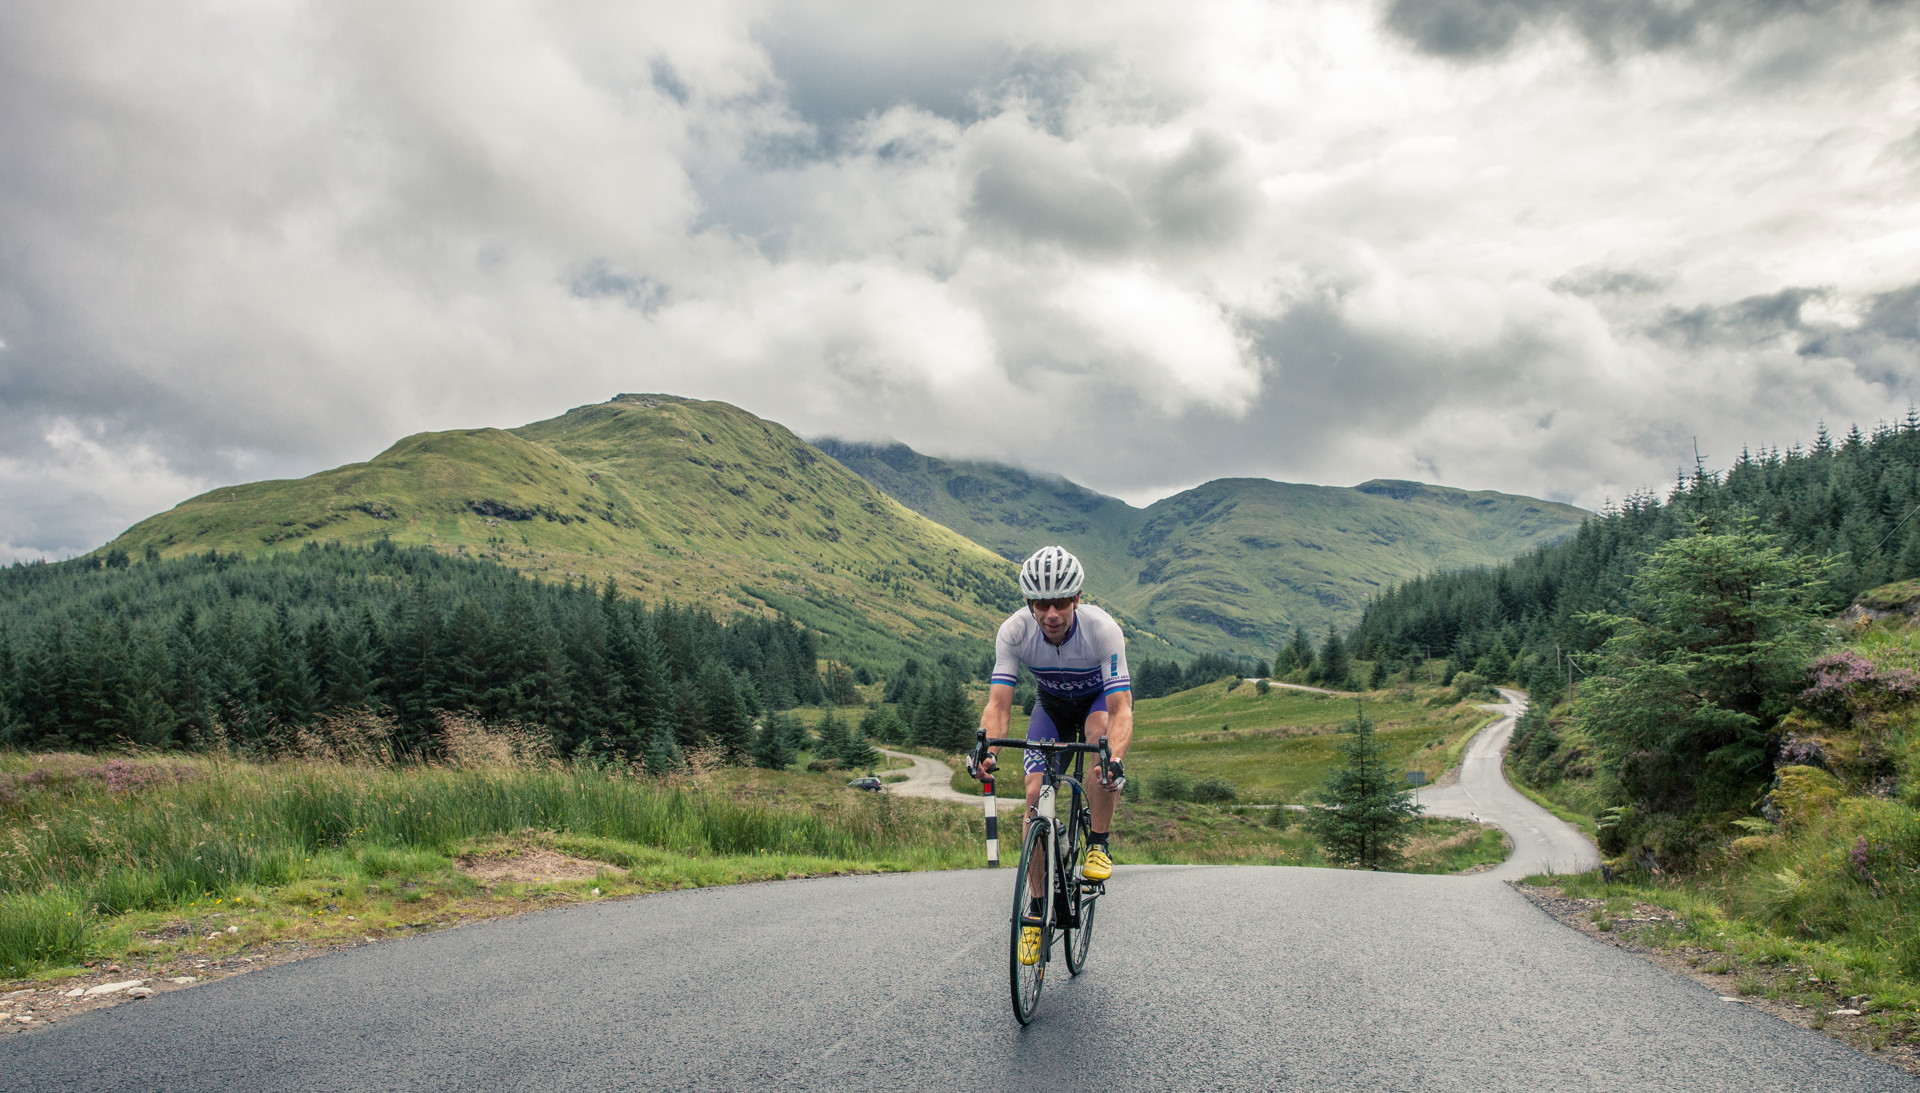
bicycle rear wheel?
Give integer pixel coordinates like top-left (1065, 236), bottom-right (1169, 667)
top-left (1010, 819), bottom-right (1053, 1025)
top-left (1063, 812), bottom-right (1097, 975)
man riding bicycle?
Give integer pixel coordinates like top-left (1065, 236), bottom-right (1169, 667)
top-left (968, 545), bottom-right (1132, 966)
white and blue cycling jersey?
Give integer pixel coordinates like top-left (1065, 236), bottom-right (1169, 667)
top-left (990, 603), bottom-right (1131, 702)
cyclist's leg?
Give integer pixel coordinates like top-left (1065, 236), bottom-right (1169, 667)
top-left (1085, 699), bottom-right (1120, 838)
top-left (1022, 702), bottom-right (1059, 900)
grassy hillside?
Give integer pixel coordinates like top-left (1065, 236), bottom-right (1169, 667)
top-left (816, 439), bottom-right (1587, 654)
top-left (1124, 679), bottom-right (1494, 803)
top-left (950, 676), bottom-right (1494, 803)
top-left (105, 396), bottom-right (1018, 664)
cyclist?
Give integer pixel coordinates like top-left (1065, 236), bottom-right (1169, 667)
top-left (969, 545), bottom-right (1131, 966)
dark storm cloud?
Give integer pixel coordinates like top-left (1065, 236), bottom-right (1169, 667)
top-left (1654, 287), bottom-right (1826, 348)
top-left (1140, 130), bottom-right (1259, 249)
top-left (1018, 296), bottom-right (1535, 493)
top-left (1798, 282), bottom-right (1920, 390)
top-left (967, 141), bottom-right (1142, 253)
top-left (965, 128), bottom-right (1257, 256)
top-left (748, 4), bottom-right (1098, 148)
top-left (1649, 282), bottom-right (1920, 386)
top-left (1382, 0), bottom-right (1894, 59)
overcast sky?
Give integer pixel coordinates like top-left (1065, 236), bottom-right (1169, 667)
top-left (2, 0), bottom-right (1918, 560)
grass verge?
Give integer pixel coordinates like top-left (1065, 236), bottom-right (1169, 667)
top-left (1520, 872), bottom-right (1920, 1068)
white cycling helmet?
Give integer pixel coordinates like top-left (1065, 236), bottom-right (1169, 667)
top-left (1020, 545), bottom-right (1084, 600)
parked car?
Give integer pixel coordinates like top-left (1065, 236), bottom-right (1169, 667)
top-left (847, 776), bottom-right (883, 792)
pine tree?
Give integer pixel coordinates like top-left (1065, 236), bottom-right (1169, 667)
top-left (751, 712), bottom-right (799, 770)
top-left (1313, 626), bottom-right (1353, 689)
top-left (1284, 626), bottom-right (1314, 677)
top-left (839, 722), bottom-right (880, 771)
top-left (814, 710), bottom-right (851, 766)
top-left (697, 658), bottom-right (753, 763)
top-left (929, 672), bottom-right (973, 753)
top-left (1304, 704), bottom-right (1422, 869)
top-left (860, 706), bottom-right (904, 745)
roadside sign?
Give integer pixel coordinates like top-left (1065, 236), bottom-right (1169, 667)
top-left (1406, 771), bottom-right (1428, 786)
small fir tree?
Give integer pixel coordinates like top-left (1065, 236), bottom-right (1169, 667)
top-left (697, 659), bottom-right (753, 763)
top-left (1284, 627), bottom-right (1315, 678)
top-left (860, 706), bottom-right (905, 745)
top-left (839, 723), bottom-right (880, 770)
top-left (1312, 626), bottom-right (1353, 689)
top-left (814, 710), bottom-right (852, 765)
top-left (1305, 703), bottom-right (1422, 869)
top-left (1367, 657), bottom-right (1389, 689)
top-left (752, 712), bottom-right (799, 770)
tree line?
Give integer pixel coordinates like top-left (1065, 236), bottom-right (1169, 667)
top-left (1349, 416), bottom-right (1920, 707)
top-left (0, 542), bottom-right (856, 768)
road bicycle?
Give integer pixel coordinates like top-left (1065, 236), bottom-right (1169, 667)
top-left (971, 729), bottom-right (1118, 1025)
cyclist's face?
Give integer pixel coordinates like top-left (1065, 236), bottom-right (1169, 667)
top-left (1028, 595), bottom-right (1078, 640)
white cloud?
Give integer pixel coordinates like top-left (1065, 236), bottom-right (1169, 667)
top-left (1, 0), bottom-right (1918, 555)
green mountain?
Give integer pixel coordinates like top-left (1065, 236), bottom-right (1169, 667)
top-left (812, 440), bottom-right (1589, 655)
top-left (107, 395), bottom-right (1020, 664)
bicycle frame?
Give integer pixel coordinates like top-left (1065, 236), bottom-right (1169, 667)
top-left (975, 732), bottom-right (1109, 901)
top-left (976, 731), bottom-right (1113, 1023)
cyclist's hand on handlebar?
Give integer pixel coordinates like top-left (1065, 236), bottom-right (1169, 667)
top-left (967, 751), bottom-right (998, 780)
top-left (1096, 756), bottom-right (1125, 790)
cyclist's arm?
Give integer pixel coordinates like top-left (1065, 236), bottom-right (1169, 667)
top-left (1103, 690), bottom-right (1134, 761)
top-left (980, 683), bottom-right (1015, 766)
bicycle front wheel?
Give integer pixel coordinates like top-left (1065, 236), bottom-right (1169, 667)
top-left (1010, 818), bottom-right (1052, 1025)
top-left (1063, 815), bottom-right (1097, 975)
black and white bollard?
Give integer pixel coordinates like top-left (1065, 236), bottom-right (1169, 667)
top-left (984, 777), bottom-right (999, 867)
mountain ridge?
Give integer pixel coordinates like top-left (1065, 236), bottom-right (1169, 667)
top-left (98, 393), bottom-right (1587, 665)
top-left (811, 438), bottom-right (1589, 654)
top-left (106, 395), bottom-right (1019, 665)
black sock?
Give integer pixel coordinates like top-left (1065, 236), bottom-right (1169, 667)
top-left (1028, 896), bottom-right (1045, 917)
top-left (1090, 831), bottom-right (1110, 851)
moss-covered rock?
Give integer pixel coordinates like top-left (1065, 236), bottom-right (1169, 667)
top-left (1770, 765), bottom-right (1843, 828)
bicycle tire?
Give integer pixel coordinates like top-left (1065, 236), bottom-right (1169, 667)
top-left (1063, 809), bottom-right (1096, 975)
top-left (1010, 818), bottom-right (1052, 1025)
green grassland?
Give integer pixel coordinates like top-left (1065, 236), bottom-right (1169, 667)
top-left (1125, 680), bottom-right (1493, 802)
top-left (0, 748), bottom-right (978, 981)
top-left (950, 678), bottom-right (1495, 803)
top-left (817, 439), bottom-right (1589, 653)
top-left (0, 730), bottom-right (1504, 983)
top-left (103, 395), bottom-right (1017, 664)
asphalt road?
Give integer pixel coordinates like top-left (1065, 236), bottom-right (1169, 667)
top-left (7, 864), bottom-right (1915, 1092)
top-left (9, 694), bottom-right (1911, 1091)
top-left (1418, 688), bottom-right (1602, 879)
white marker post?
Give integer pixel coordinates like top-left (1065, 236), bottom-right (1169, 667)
top-left (984, 775), bottom-right (999, 867)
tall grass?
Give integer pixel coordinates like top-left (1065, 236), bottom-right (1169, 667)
top-left (0, 745), bottom-right (976, 976)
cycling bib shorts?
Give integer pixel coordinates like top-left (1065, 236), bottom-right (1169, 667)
top-left (1023, 692), bottom-right (1108, 774)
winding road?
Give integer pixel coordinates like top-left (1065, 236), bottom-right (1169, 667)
top-left (877, 747), bottom-right (974, 803)
top-left (1419, 688), bottom-right (1601, 878)
top-left (6, 694), bottom-right (1912, 1091)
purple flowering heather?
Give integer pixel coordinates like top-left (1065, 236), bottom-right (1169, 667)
top-left (1801, 651), bottom-right (1920, 719)
top-left (1851, 835), bottom-right (1875, 884)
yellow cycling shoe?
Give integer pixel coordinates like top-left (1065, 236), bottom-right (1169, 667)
top-left (1019, 925), bottom-right (1043, 965)
top-left (1083, 846), bottom-right (1113, 881)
